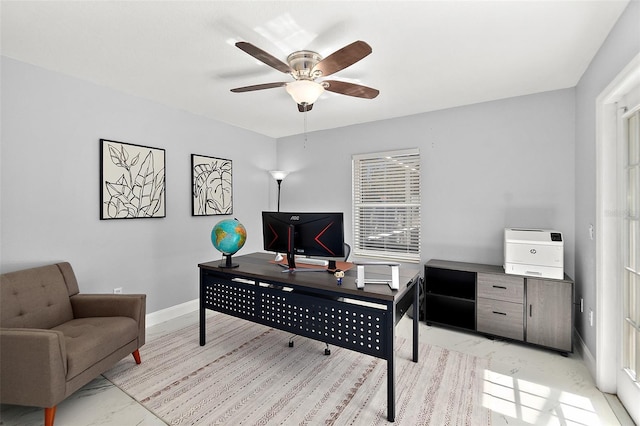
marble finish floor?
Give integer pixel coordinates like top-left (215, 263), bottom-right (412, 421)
top-left (1, 310), bottom-right (634, 426)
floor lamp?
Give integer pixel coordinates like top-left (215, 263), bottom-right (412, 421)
top-left (269, 170), bottom-right (289, 212)
top-left (269, 170), bottom-right (289, 262)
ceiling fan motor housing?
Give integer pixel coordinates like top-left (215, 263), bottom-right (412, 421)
top-left (287, 51), bottom-right (323, 79)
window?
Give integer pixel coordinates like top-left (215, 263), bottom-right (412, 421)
top-left (623, 107), bottom-right (640, 385)
top-left (352, 148), bottom-right (421, 262)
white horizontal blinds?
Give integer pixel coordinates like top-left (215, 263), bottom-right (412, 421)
top-left (352, 148), bottom-right (421, 262)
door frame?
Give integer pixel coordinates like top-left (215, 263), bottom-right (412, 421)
top-left (595, 52), bottom-right (640, 422)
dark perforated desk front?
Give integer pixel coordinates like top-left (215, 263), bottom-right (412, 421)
top-left (198, 252), bottom-right (419, 422)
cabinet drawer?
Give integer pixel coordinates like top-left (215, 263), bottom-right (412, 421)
top-left (477, 273), bottom-right (524, 303)
top-left (477, 297), bottom-right (524, 340)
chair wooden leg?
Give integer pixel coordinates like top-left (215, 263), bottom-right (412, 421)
top-left (44, 406), bottom-right (56, 426)
top-left (132, 349), bottom-right (141, 364)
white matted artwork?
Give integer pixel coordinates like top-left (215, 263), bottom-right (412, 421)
top-left (191, 154), bottom-right (232, 216)
top-left (100, 139), bottom-right (166, 219)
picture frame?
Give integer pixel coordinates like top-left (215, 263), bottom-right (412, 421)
top-left (100, 139), bottom-right (166, 219)
top-left (191, 154), bottom-right (233, 216)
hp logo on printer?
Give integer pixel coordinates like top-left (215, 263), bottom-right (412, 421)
top-left (530, 248), bottom-right (537, 254)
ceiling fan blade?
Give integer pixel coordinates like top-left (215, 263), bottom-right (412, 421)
top-left (230, 82), bottom-right (287, 93)
top-left (323, 80), bottom-right (379, 99)
top-left (312, 41), bottom-right (372, 77)
top-left (298, 103), bottom-right (313, 112)
top-left (235, 42), bottom-right (293, 74)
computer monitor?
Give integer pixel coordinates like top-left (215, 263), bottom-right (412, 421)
top-left (262, 211), bottom-right (345, 270)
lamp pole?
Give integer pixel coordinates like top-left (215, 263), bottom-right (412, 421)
top-left (276, 179), bottom-right (283, 212)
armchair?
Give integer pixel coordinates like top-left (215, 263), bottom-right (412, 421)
top-left (0, 262), bottom-right (146, 426)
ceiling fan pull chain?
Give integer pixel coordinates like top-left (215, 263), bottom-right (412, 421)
top-left (304, 109), bottom-right (308, 149)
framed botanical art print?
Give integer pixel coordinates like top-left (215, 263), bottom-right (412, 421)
top-left (100, 139), bottom-right (166, 219)
top-left (192, 154), bottom-right (232, 216)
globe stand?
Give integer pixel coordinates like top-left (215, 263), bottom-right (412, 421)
top-left (219, 254), bottom-right (239, 268)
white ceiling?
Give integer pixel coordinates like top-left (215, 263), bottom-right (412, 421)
top-left (0, 1), bottom-right (630, 138)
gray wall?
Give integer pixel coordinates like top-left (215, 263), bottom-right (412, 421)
top-left (0, 57), bottom-right (275, 313)
top-left (574, 0), bottom-right (640, 357)
top-left (277, 89), bottom-right (576, 274)
top-left (2, 2), bottom-right (637, 350)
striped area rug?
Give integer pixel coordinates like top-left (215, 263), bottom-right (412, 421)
top-left (104, 313), bottom-right (490, 425)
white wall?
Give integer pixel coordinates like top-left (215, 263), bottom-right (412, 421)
top-left (574, 0), bottom-right (640, 360)
top-left (277, 89), bottom-right (576, 274)
top-left (0, 57), bottom-right (275, 313)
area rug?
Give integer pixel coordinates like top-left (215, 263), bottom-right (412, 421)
top-left (104, 312), bottom-right (490, 425)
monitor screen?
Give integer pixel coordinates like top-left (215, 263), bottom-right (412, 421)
top-left (262, 212), bottom-right (345, 264)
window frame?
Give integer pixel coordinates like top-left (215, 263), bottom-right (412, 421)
top-left (351, 148), bottom-right (421, 263)
top-left (622, 106), bottom-right (640, 384)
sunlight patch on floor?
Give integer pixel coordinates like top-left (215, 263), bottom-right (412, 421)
top-left (482, 369), bottom-right (602, 426)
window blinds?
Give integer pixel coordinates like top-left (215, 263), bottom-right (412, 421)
top-left (352, 148), bottom-right (421, 262)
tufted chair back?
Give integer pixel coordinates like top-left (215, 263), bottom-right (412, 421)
top-left (1, 262), bottom-right (79, 329)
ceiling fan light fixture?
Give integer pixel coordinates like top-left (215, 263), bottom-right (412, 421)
top-left (285, 80), bottom-right (324, 105)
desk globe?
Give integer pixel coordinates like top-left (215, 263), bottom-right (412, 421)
top-left (211, 218), bottom-right (246, 268)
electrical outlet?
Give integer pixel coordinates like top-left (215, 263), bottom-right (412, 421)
top-left (113, 287), bottom-right (123, 294)
top-left (589, 309), bottom-right (594, 327)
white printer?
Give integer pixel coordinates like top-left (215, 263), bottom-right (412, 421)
top-left (504, 228), bottom-right (564, 280)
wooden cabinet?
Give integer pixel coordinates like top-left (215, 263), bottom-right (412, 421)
top-left (525, 278), bottom-right (573, 352)
top-left (424, 259), bottom-right (574, 354)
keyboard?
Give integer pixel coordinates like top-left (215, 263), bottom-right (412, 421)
top-left (294, 256), bottom-right (329, 266)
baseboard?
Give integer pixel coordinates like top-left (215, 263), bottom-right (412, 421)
top-left (574, 329), bottom-right (597, 383)
top-left (146, 299), bottom-right (199, 328)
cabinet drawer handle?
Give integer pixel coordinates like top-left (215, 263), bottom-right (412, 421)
top-left (492, 311), bottom-right (507, 316)
top-left (529, 304), bottom-right (532, 317)
top-left (492, 285), bottom-right (507, 289)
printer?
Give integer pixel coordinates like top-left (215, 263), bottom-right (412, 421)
top-left (504, 228), bottom-right (564, 280)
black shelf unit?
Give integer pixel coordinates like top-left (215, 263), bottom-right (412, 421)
top-left (424, 264), bottom-right (476, 331)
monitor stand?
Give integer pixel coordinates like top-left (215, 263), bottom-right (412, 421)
top-left (279, 252), bottom-right (326, 273)
top-left (281, 267), bottom-right (327, 273)
top-left (286, 251), bottom-right (297, 270)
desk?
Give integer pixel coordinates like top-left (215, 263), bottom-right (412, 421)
top-left (199, 252), bottom-right (419, 422)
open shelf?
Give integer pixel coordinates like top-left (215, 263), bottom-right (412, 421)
top-left (424, 265), bottom-right (476, 331)
top-left (425, 293), bottom-right (475, 330)
top-left (424, 267), bottom-right (475, 300)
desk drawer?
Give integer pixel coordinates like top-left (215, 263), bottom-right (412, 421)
top-left (477, 297), bottom-right (524, 341)
top-left (477, 273), bottom-right (524, 303)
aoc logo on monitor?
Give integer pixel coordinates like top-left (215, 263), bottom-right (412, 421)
top-left (290, 215), bottom-right (300, 221)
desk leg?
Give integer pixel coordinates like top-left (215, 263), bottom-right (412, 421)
top-left (387, 358), bottom-right (395, 421)
top-left (387, 304), bottom-right (395, 422)
top-left (199, 275), bottom-right (206, 346)
top-left (413, 278), bottom-right (419, 363)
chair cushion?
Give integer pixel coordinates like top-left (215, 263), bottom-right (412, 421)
top-left (1, 264), bottom-right (75, 329)
top-left (52, 317), bottom-right (138, 379)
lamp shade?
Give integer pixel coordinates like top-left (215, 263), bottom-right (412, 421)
top-left (285, 80), bottom-right (324, 105)
top-left (270, 170), bottom-right (289, 181)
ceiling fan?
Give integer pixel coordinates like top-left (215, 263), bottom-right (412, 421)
top-left (230, 40), bottom-right (379, 112)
